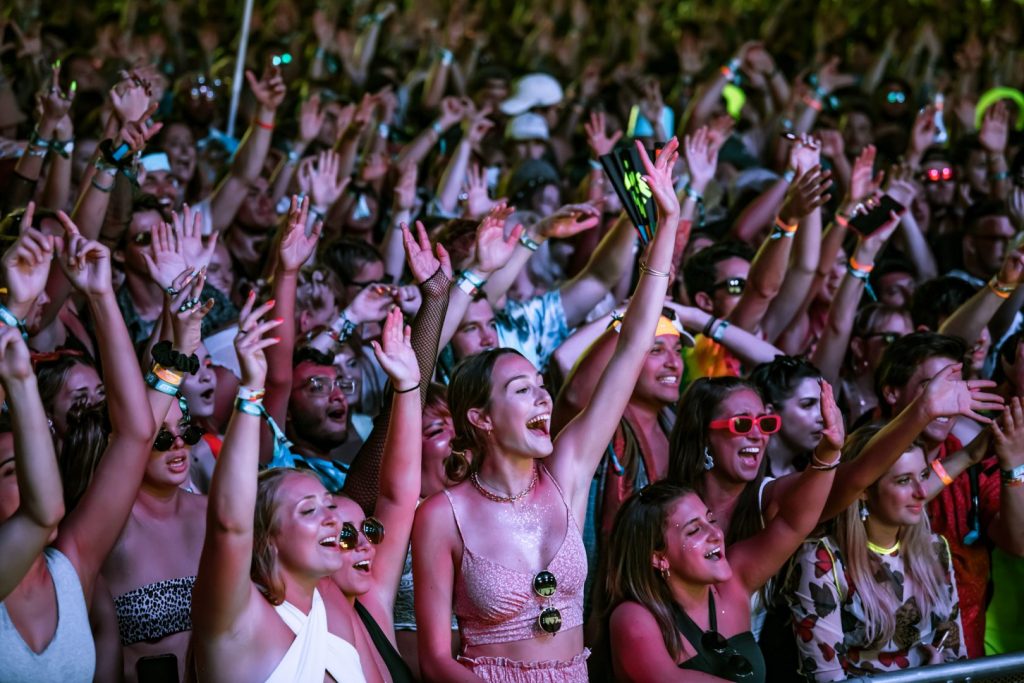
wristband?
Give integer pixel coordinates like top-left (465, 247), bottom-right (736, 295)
top-left (1001, 463), bottom-right (1024, 482)
top-left (810, 452), bottom-right (841, 471)
top-left (834, 212), bottom-right (851, 229)
top-left (988, 277), bottom-right (1015, 299)
top-left (395, 383), bottom-right (420, 394)
top-left (235, 397), bottom-right (266, 416)
top-left (51, 138), bottom-right (74, 159)
top-left (153, 362), bottom-right (184, 385)
top-left (460, 269), bottom-right (486, 289)
top-left (439, 48), bottom-right (454, 66)
top-left (683, 183), bottom-right (703, 202)
top-left (331, 311), bottom-right (357, 341)
top-left (703, 316), bottom-right (718, 338)
top-left (237, 386), bottom-right (266, 402)
top-left (455, 271), bottom-right (485, 297)
top-left (847, 263), bottom-right (877, 301)
top-left (0, 304), bottom-right (29, 340)
top-left (774, 216), bottom-right (798, 234)
top-left (991, 170), bottom-right (1010, 182)
top-left (431, 119), bottom-right (444, 136)
top-left (378, 123), bottom-right (390, 139)
top-left (110, 141), bottom-right (131, 162)
top-left (711, 319), bottom-right (730, 342)
top-left (90, 177), bottom-right (114, 193)
top-left (588, 159), bottom-right (603, 171)
top-left (802, 94), bottom-right (823, 112)
top-left (27, 146), bottom-right (48, 158)
top-left (254, 118), bottom-right (275, 131)
top-left (782, 167), bottom-right (797, 184)
top-left (932, 459), bottom-right (954, 487)
top-left (848, 256), bottom-right (874, 273)
top-left (145, 371), bottom-right (181, 396)
top-left (638, 259), bottom-right (670, 278)
top-left (519, 233), bottom-right (540, 252)
top-left (28, 127), bottom-right (52, 150)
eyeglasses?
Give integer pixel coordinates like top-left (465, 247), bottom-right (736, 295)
top-left (154, 423), bottom-right (204, 451)
top-left (708, 415), bottom-right (781, 435)
top-left (305, 375), bottom-right (357, 396)
top-left (533, 570), bottom-right (561, 634)
top-left (710, 277), bottom-right (746, 296)
top-left (866, 332), bottom-right (901, 345)
top-left (701, 630), bottom-right (755, 680)
top-left (338, 517), bottom-right (385, 550)
top-left (922, 167), bottom-right (953, 183)
top-left (885, 90), bottom-right (907, 104)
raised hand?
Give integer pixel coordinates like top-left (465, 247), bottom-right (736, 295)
top-left (394, 162), bottom-right (419, 213)
top-left (815, 56), bottom-right (856, 94)
top-left (908, 106), bottom-right (938, 159)
top-left (3, 203), bottom-right (55, 317)
top-left (818, 129), bottom-right (845, 161)
top-left (116, 101), bottom-right (163, 155)
top-left (463, 109), bottom-right (494, 147)
top-left (345, 284), bottom-right (394, 325)
top-left (279, 195), bottom-right (323, 274)
top-left (979, 101), bottom-right (1010, 156)
top-left (438, 96), bottom-right (466, 129)
top-left (920, 363), bottom-right (1004, 424)
top-left (779, 166), bottom-right (832, 224)
top-left (996, 240), bottom-right (1024, 287)
top-left (787, 133), bottom-right (822, 175)
top-left (55, 216), bottom-right (113, 297)
top-left (175, 204), bottom-right (218, 272)
top-left (110, 78), bottom-right (150, 124)
top-left (847, 144), bottom-right (882, 207)
top-left (245, 65), bottom-right (286, 112)
top-left (167, 268), bottom-right (215, 355)
top-left (308, 150), bottom-right (347, 209)
top-left (636, 136), bottom-right (680, 217)
top-left (464, 164), bottom-right (498, 219)
top-left (684, 127), bottom-right (717, 191)
top-left (403, 221), bottom-right (452, 283)
top-left (393, 285), bottom-right (422, 318)
top-left (0, 326), bottom-right (33, 382)
top-left (234, 292), bottom-right (282, 389)
top-left (637, 78), bottom-right (664, 130)
top-left (37, 61), bottom-right (75, 124)
top-left (298, 93), bottom-right (326, 145)
top-left (884, 165), bottom-right (918, 210)
top-left (854, 207), bottom-right (901, 263)
top-left (142, 220), bottom-right (189, 291)
top-left (992, 396), bottom-right (1024, 470)
top-left (534, 203), bottom-right (601, 240)
top-left (584, 110), bottom-right (622, 159)
top-left (814, 380), bottom-right (845, 456)
top-left (474, 202), bottom-right (522, 275)
top-left (370, 299), bottom-right (417, 395)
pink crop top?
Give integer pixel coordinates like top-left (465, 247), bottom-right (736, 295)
top-left (443, 468), bottom-right (587, 647)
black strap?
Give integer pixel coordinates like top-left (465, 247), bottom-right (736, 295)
top-left (671, 590), bottom-right (717, 661)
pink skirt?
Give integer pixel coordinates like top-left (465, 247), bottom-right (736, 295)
top-left (457, 648), bottom-right (590, 683)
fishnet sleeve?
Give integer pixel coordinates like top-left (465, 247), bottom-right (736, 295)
top-left (343, 267), bottom-right (451, 514)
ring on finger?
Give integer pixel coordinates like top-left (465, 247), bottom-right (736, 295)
top-left (178, 297), bottom-right (201, 312)
top-left (165, 286), bottom-right (180, 297)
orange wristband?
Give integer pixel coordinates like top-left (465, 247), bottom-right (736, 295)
top-left (254, 119), bottom-right (275, 131)
top-left (931, 459), bottom-right (954, 487)
top-left (849, 256), bottom-right (874, 273)
top-left (774, 216), bottom-right (798, 233)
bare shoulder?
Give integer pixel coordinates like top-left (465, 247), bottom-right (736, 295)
top-left (610, 600), bottom-right (659, 633)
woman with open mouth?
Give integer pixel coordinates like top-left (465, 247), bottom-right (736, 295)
top-left (413, 139), bottom-right (684, 682)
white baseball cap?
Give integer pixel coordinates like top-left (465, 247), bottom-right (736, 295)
top-left (505, 113), bottom-right (550, 141)
top-left (140, 152), bottom-right (172, 174)
top-left (499, 73), bottom-right (564, 116)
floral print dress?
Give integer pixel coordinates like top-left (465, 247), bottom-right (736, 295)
top-left (785, 535), bottom-right (966, 681)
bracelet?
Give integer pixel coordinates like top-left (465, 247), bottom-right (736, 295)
top-left (235, 397), bottom-right (266, 417)
top-left (26, 146), bottom-right (48, 158)
top-left (152, 340), bottom-right (200, 375)
top-left (460, 269), bottom-right (487, 289)
top-left (932, 459), bottom-right (954, 487)
top-left (588, 159), bottom-right (603, 171)
top-left (991, 170), bottom-right (1010, 182)
top-left (395, 383), bottom-right (420, 394)
top-left (90, 177), bottom-right (114, 193)
top-left (834, 212), bottom-right (851, 229)
top-left (237, 386), bottom-right (266, 402)
top-left (153, 362), bottom-right (184, 385)
top-left (378, 123), bottom-right (390, 139)
top-left (703, 316), bottom-right (718, 338)
top-left (519, 233), bottom-right (540, 252)
top-left (145, 371), bottom-right (181, 396)
top-left (51, 138), bottom-right (74, 159)
top-left (439, 48), bottom-right (454, 66)
top-left (810, 451), bottom-right (841, 471)
top-left (848, 256), bottom-right (874, 273)
top-left (1001, 462), bottom-right (1024, 482)
top-left (0, 304), bottom-right (29, 340)
top-left (988, 277), bottom-right (1015, 300)
top-left (431, 119), bottom-right (444, 136)
top-left (847, 263), bottom-right (877, 301)
top-left (774, 216), bottom-right (798, 234)
top-left (331, 312), bottom-right (357, 341)
top-left (29, 127), bottom-right (52, 150)
top-left (254, 118), bottom-right (275, 131)
top-left (455, 271), bottom-right (485, 297)
top-left (683, 183), bottom-right (703, 202)
top-left (639, 259), bottom-right (670, 278)
top-left (802, 94), bottom-right (823, 112)
top-left (711, 319), bottom-right (730, 342)
top-left (781, 167), bottom-right (797, 184)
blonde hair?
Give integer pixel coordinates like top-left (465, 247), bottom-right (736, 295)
top-left (835, 424), bottom-right (954, 646)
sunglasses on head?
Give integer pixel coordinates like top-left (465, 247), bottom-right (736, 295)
top-left (922, 167), bottom-right (954, 183)
top-left (710, 277), bottom-right (746, 296)
top-left (533, 570), bottom-right (562, 634)
top-left (709, 415), bottom-right (781, 435)
top-left (339, 517), bottom-right (385, 550)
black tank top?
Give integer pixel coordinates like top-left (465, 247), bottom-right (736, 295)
top-left (354, 600), bottom-right (415, 683)
top-left (673, 590), bottom-right (766, 683)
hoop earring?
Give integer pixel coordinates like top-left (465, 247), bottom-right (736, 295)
top-left (703, 447), bottom-right (715, 471)
top-left (660, 567), bottom-right (670, 580)
top-left (860, 501), bottom-right (869, 522)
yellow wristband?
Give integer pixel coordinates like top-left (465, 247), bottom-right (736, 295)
top-left (153, 363), bottom-right (184, 386)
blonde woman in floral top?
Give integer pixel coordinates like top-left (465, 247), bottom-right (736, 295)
top-left (786, 424), bottom-right (966, 681)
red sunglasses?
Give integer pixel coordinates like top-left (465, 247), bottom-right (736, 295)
top-left (922, 167), bottom-right (953, 183)
top-left (709, 415), bottom-right (782, 435)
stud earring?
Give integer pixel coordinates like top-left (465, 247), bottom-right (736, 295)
top-left (703, 447), bottom-right (715, 471)
top-left (860, 501), bottom-right (869, 522)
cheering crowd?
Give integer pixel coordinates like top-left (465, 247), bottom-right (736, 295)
top-left (2, 1), bottom-right (1024, 681)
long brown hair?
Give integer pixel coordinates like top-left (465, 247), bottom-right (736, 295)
top-left (833, 423), bottom-right (954, 646)
top-left (667, 377), bottom-right (766, 545)
top-left (445, 348), bottom-right (524, 482)
top-left (58, 402), bottom-right (110, 510)
top-left (251, 468), bottom-right (323, 605)
top-left (601, 482), bottom-right (697, 662)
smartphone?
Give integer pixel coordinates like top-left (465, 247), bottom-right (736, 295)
top-left (136, 654), bottom-right (178, 683)
top-left (849, 194), bottom-right (905, 236)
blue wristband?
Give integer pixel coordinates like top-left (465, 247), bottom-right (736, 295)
top-left (0, 304), bottom-right (29, 340)
top-left (235, 397), bottom-right (266, 417)
top-left (145, 372), bottom-right (181, 396)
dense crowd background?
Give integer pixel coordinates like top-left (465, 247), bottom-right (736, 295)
top-left (2, 0), bottom-right (1024, 681)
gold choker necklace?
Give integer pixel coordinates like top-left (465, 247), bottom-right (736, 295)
top-left (471, 465), bottom-right (538, 503)
top-left (867, 539), bottom-right (900, 555)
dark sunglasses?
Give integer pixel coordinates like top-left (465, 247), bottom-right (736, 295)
top-left (866, 332), bottom-right (901, 345)
top-left (702, 630), bottom-right (755, 680)
top-left (710, 277), bottom-right (746, 296)
top-left (533, 570), bottom-right (561, 634)
top-left (922, 167), bottom-right (953, 183)
top-left (339, 517), bottom-right (385, 550)
top-left (709, 415), bottom-right (781, 435)
top-left (154, 424), bottom-right (204, 451)
top-left (132, 231), bottom-right (153, 247)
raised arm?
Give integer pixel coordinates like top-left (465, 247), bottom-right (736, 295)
top-left (940, 242), bottom-right (1024, 349)
top-left (732, 381), bottom-right (843, 592)
top-left (551, 138), bottom-right (681, 515)
top-left (50, 220), bottom-right (156, 602)
top-left (193, 297), bottom-right (281, 636)
top-left (0, 328), bottom-right (64, 600)
top-left (363, 308), bottom-right (422, 612)
top-left (988, 397), bottom-right (1024, 555)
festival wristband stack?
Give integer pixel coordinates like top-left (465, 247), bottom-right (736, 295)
top-left (988, 277), bottom-right (1016, 300)
top-left (1002, 463), bottom-right (1024, 488)
top-left (328, 311), bottom-right (357, 343)
top-left (27, 127), bottom-right (51, 158)
top-left (146, 362), bottom-right (184, 396)
top-left (719, 57), bottom-right (742, 84)
top-left (770, 215), bottom-right (798, 239)
top-left (235, 386), bottom-right (267, 416)
top-left (0, 303), bottom-right (29, 340)
top-left (809, 451), bottom-right (841, 471)
top-left (455, 269), bottom-right (487, 297)
top-left (152, 340), bottom-right (200, 375)
top-left (847, 256), bottom-right (877, 301)
top-left (519, 233), bottom-right (540, 252)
